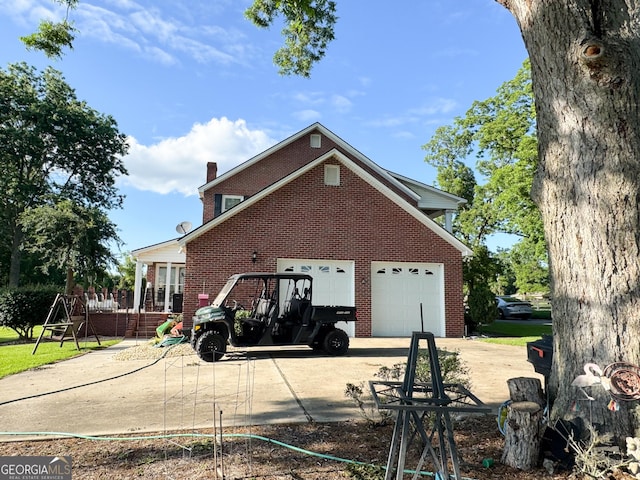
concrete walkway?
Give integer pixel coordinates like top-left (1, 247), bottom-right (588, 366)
top-left (0, 336), bottom-right (543, 441)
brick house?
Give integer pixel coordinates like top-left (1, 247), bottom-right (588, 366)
top-left (153, 123), bottom-right (470, 338)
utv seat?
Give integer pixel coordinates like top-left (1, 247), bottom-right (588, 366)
top-left (287, 294), bottom-right (310, 323)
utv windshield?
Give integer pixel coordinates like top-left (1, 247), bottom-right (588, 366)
top-left (211, 276), bottom-right (270, 309)
top-left (211, 277), bottom-right (237, 307)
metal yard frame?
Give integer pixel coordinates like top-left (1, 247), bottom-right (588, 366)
top-left (370, 332), bottom-right (490, 480)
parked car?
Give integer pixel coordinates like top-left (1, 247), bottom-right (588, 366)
top-left (496, 296), bottom-right (533, 319)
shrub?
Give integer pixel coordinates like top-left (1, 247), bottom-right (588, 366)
top-left (0, 286), bottom-right (61, 340)
top-left (377, 348), bottom-right (471, 389)
top-left (344, 382), bottom-right (393, 426)
top-left (467, 284), bottom-right (498, 332)
top-left (345, 348), bottom-right (471, 427)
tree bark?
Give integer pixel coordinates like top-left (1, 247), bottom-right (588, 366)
top-left (8, 224), bottom-right (23, 287)
top-left (500, 0), bottom-right (640, 438)
top-left (507, 377), bottom-right (545, 408)
top-left (502, 401), bottom-right (543, 470)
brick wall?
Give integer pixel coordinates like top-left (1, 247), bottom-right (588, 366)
top-left (183, 156), bottom-right (465, 337)
top-left (79, 312), bottom-right (132, 337)
top-left (201, 128), bottom-right (415, 224)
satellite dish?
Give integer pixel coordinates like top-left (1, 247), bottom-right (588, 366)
top-left (176, 221), bottom-right (193, 235)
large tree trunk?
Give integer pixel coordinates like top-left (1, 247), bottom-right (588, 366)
top-left (500, 1), bottom-right (640, 438)
top-left (8, 224), bottom-right (23, 287)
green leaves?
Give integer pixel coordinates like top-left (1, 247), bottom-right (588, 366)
top-left (20, 1), bottom-right (79, 59)
top-left (20, 200), bottom-right (119, 276)
top-left (0, 287), bottom-right (60, 340)
top-left (0, 62), bottom-right (128, 287)
top-left (246, 0), bottom-right (337, 77)
top-left (423, 59), bottom-right (547, 295)
top-left (20, 20), bottom-right (76, 59)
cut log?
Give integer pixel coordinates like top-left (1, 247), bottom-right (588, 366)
top-left (501, 401), bottom-right (543, 470)
top-left (507, 377), bottom-right (545, 407)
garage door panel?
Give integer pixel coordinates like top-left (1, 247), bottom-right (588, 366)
top-left (277, 259), bottom-right (355, 337)
top-left (371, 262), bottom-right (444, 337)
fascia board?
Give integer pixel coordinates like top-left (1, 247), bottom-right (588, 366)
top-left (184, 147), bottom-right (472, 256)
top-left (131, 238), bottom-right (181, 256)
top-left (338, 155), bottom-right (473, 257)
top-left (417, 199), bottom-right (463, 210)
top-left (316, 126), bottom-right (421, 201)
top-left (181, 149), bottom-right (336, 248)
top-left (197, 122), bottom-right (419, 202)
top-left (197, 123), bottom-right (324, 197)
top-left (391, 171), bottom-right (467, 205)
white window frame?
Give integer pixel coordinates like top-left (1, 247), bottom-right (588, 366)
top-left (221, 194), bottom-right (244, 212)
top-left (154, 264), bottom-right (186, 312)
top-left (324, 164), bottom-right (340, 186)
top-left (310, 134), bottom-right (322, 148)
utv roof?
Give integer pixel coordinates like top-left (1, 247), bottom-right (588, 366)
top-left (228, 272), bottom-right (313, 281)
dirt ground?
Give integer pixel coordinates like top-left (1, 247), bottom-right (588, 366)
top-left (7, 414), bottom-right (635, 479)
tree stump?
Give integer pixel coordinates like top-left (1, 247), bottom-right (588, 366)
top-left (507, 377), bottom-right (545, 407)
top-left (501, 377), bottom-right (546, 470)
top-left (501, 401), bottom-right (543, 470)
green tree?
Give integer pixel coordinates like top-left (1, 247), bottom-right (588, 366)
top-left (0, 63), bottom-right (128, 288)
top-left (19, 200), bottom-right (120, 293)
top-left (25, 0), bottom-right (640, 441)
top-left (20, 0), bottom-right (77, 58)
top-left (245, 0), bottom-right (337, 77)
top-left (464, 246), bottom-right (500, 329)
top-left (250, 0), bottom-right (640, 438)
top-left (116, 253), bottom-right (137, 291)
top-left (423, 60), bottom-right (547, 295)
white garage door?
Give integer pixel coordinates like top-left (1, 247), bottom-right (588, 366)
top-left (371, 262), bottom-right (444, 337)
top-left (277, 259), bottom-right (355, 337)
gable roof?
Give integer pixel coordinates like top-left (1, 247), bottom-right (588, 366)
top-left (389, 171), bottom-right (467, 213)
top-left (198, 122), bottom-right (420, 202)
top-left (132, 238), bottom-right (186, 264)
top-left (180, 148), bottom-right (472, 256)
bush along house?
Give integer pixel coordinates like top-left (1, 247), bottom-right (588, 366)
top-left (131, 123), bottom-right (472, 338)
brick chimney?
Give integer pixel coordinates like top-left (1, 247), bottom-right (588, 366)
top-left (206, 162), bottom-right (217, 183)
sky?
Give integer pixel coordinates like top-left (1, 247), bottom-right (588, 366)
top-left (0, 1), bottom-right (528, 258)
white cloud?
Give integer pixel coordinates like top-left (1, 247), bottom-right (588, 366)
top-left (293, 109), bottom-right (321, 122)
top-left (120, 117), bottom-right (275, 196)
top-left (367, 98), bottom-right (458, 128)
top-left (409, 98), bottom-right (457, 116)
top-left (331, 95), bottom-right (352, 113)
top-left (2, 0), bottom-right (247, 67)
top-left (292, 91), bottom-right (325, 105)
top-left (143, 45), bottom-right (177, 66)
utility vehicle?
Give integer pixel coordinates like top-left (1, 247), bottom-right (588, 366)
top-left (191, 272), bottom-right (357, 361)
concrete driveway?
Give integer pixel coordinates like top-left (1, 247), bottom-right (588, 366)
top-left (0, 336), bottom-right (543, 441)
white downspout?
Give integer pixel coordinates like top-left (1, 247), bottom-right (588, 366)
top-left (164, 262), bottom-right (172, 312)
top-left (133, 260), bottom-right (143, 312)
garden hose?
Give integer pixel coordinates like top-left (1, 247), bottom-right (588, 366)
top-left (0, 430), bottom-right (479, 480)
top-left (0, 341), bottom-right (180, 407)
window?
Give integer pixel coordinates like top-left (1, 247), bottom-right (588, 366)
top-left (324, 165), bottom-right (340, 186)
top-left (310, 134), bottom-right (321, 148)
top-left (221, 194), bottom-right (243, 212)
top-left (155, 264), bottom-right (186, 311)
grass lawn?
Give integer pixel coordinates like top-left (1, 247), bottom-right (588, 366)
top-left (477, 321), bottom-right (552, 347)
top-left (0, 326), bottom-right (121, 379)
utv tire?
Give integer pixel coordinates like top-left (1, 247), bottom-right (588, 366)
top-left (195, 331), bottom-right (227, 362)
top-left (322, 329), bottom-right (349, 356)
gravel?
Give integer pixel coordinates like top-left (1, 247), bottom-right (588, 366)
top-left (112, 340), bottom-right (196, 361)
